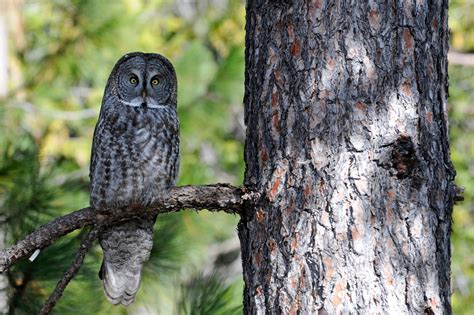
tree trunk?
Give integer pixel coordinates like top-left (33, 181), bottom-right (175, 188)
top-left (238, 1), bottom-right (456, 314)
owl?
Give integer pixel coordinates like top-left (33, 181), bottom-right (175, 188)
top-left (89, 52), bottom-right (179, 306)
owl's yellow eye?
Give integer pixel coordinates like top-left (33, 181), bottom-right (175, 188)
top-left (129, 75), bottom-right (138, 85)
top-left (151, 77), bottom-right (159, 86)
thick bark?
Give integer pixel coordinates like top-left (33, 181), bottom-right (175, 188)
top-left (239, 1), bottom-right (455, 314)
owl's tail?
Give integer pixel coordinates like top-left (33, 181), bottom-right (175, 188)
top-left (100, 259), bottom-right (143, 306)
top-left (99, 219), bottom-right (154, 306)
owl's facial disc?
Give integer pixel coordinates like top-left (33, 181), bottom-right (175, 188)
top-left (118, 71), bottom-right (167, 109)
top-left (144, 61), bottom-right (174, 108)
top-left (114, 54), bottom-right (175, 109)
top-left (114, 56), bottom-right (146, 107)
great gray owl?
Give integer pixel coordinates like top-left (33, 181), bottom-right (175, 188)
top-left (90, 52), bottom-right (179, 306)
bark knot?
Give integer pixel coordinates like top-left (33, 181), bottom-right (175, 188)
top-left (391, 135), bottom-right (418, 179)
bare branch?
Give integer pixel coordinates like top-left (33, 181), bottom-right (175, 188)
top-left (454, 184), bottom-right (464, 204)
top-left (39, 226), bottom-right (100, 315)
top-left (0, 207), bottom-right (95, 274)
top-left (449, 51), bottom-right (474, 67)
top-left (0, 184), bottom-right (258, 274)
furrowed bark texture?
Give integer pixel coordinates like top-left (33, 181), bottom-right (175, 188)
top-left (239, 1), bottom-right (455, 314)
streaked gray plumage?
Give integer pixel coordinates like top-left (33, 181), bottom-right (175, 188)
top-left (90, 52), bottom-right (179, 306)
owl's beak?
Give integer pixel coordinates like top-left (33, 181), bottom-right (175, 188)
top-left (140, 90), bottom-right (148, 107)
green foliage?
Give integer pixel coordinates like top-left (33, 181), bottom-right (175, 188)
top-left (177, 273), bottom-right (242, 315)
top-left (449, 66), bottom-right (474, 314)
top-left (1, 0), bottom-right (473, 313)
top-left (450, 1), bottom-right (474, 52)
top-left (449, 4), bottom-right (474, 314)
top-left (2, 0), bottom-right (245, 313)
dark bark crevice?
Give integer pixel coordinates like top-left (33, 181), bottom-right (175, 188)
top-left (239, 0), bottom-right (455, 313)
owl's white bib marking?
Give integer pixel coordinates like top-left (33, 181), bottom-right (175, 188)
top-left (146, 104), bottom-right (167, 109)
top-left (118, 98), bottom-right (142, 107)
top-left (119, 98), bottom-right (167, 109)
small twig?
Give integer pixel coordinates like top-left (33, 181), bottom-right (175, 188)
top-left (454, 184), bottom-right (464, 204)
top-left (38, 226), bottom-right (100, 315)
top-left (0, 184), bottom-right (259, 274)
top-left (448, 51), bottom-right (474, 67)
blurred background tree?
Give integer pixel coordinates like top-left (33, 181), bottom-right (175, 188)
top-left (0, 0), bottom-right (472, 314)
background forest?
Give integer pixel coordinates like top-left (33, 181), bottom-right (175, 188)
top-left (0, 1), bottom-right (472, 314)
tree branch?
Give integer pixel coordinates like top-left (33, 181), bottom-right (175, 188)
top-left (0, 184), bottom-right (258, 274)
top-left (448, 51), bottom-right (474, 67)
top-left (39, 226), bottom-right (100, 315)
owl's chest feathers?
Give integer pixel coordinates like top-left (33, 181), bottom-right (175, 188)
top-left (91, 107), bottom-right (178, 208)
top-left (104, 107), bottom-right (176, 147)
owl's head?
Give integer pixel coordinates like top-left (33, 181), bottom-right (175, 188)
top-left (105, 52), bottom-right (177, 109)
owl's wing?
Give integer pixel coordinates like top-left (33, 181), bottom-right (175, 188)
top-left (89, 117), bottom-right (105, 184)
